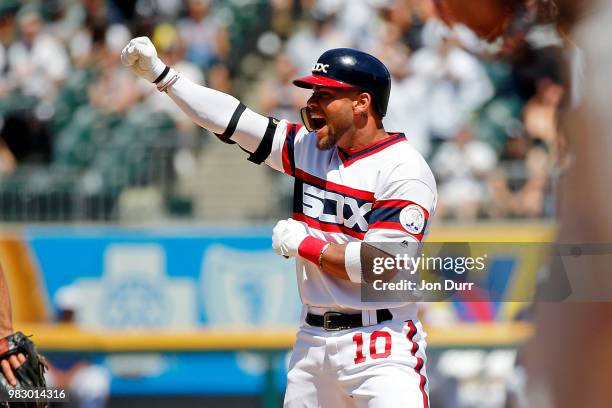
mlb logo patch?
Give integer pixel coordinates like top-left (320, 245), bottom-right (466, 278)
top-left (400, 204), bottom-right (426, 235)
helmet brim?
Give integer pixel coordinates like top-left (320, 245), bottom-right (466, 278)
top-left (292, 75), bottom-right (354, 89)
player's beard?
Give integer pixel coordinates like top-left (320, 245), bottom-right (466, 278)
top-left (315, 118), bottom-right (352, 151)
top-left (316, 128), bottom-right (338, 150)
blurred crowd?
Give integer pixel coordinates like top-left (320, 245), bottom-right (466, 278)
top-left (0, 0), bottom-right (567, 221)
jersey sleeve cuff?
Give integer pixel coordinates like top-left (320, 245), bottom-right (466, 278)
top-left (345, 241), bottom-right (362, 283)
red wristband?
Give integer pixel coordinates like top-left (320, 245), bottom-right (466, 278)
top-left (298, 236), bottom-right (328, 265)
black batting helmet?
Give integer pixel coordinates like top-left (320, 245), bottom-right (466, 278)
top-left (293, 48), bottom-right (391, 117)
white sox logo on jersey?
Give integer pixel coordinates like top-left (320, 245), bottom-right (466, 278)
top-left (292, 169), bottom-right (375, 238)
top-left (291, 170), bottom-right (429, 240)
top-left (312, 63), bottom-right (330, 73)
top-left (302, 185), bottom-right (372, 232)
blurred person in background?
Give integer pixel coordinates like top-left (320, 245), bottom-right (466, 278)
top-left (408, 26), bottom-right (494, 144)
top-left (43, 0), bottom-right (89, 46)
top-left (488, 135), bottom-right (552, 218)
top-left (205, 61), bottom-right (232, 94)
top-left (0, 4), bottom-right (16, 99)
top-left (88, 24), bottom-right (139, 115)
top-left (268, 0), bottom-right (298, 41)
top-left (285, 5), bottom-right (349, 75)
top-left (1, 5), bottom-right (58, 168)
top-left (69, 13), bottom-right (110, 69)
top-left (177, 0), bottom-right (230, 70)
top-left (146, 22), bottom-right (205, 131)
top-left (523, 78), bottom-right (564, 152)
top-left (402, 0), bottom-right (439, 51)
top-left (376, 25), bottom-right (432, 156)
top-left (255, 52), bottom-right (308, 123)
top-left (431, 125), bottom-right (497, 219)
top-left (318, 0), bottom-right (387, 53)
top-left (7, 5), bottom-right (70, 101)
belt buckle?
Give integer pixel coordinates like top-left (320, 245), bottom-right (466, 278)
top-left (323, 311), bottom-right (344, 331)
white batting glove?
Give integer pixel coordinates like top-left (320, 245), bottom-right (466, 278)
top-left (120, 36), bottom-right (167, 82)
top-left (272, 218), bottom-right (309, 258)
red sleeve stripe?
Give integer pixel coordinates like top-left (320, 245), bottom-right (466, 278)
top-left (282, 140), bottom-right (291, 175)
top-left (282, 124), bottom-right (300, 176)
top-left (373, 199), bottom-right (430, 216)
top-left (294, 169), bottom-right (375, 201)
top-left (368, 221), bottom-right (424, 241)
top-left (293, 212), bottom-right (366, 240)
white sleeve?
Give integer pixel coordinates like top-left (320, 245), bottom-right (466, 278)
top-left (166, 75), bottom-right (269, 153)
top-left (166, 75), bottom-right (310, 173)
top-left (365, 176), bottom-right (437, 243)
top-left (166, 75), bottom-right (309, 174)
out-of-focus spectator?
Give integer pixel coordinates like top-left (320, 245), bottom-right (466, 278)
top-left (317, 0), bottom-right (386, 52)
top-left (44, 0), bottom-right (87, 46)
top-left (88, 24), bottom-right (138, 114)
top-left (403, 0), bottom-right (438, 50)
top-left (177, 0), bottom-right (230, 69)
top-left (409, 30), bottom-right (494, 142)
top-left (432, 126), bottom-right (498, 219)
top-left (206, 62), bottom-right (232, 94)
top-left (69, 14), bottom-right (108, 69)
top-left (378, 37), bottom-right (432, 156)
top-left (0, 7), bottom-right (16, 98)
top-left (523, 78), bottom-right (564, 149)
top-left (146, 23), bottom-right (205, 130)
top-left (285, 7), bottom-right (349, 75)
top-left (7, 6), bottom-right (70, 100)
top-left (498, 26), bottom-right (564, 102)
top-left (255, 52), bottom-right (309, 123)
top-left (154, 0), bottom-right (184, 19)
top-left (489, 137), bottom-right (552, 218)
top-left (269, 0), bottom-right (296, 40)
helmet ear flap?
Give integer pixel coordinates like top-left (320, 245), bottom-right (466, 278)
top-left (300, 107), bottom-right (316, 132)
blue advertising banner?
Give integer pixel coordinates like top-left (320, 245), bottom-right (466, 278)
top-left (25, 226), bottom-right (301, 395)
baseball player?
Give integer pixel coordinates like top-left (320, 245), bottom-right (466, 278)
top-left (122, 38), bottom-right (436, 407)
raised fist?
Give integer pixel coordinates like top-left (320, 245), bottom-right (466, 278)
top-left (120, 36), bottom-right (167, 82)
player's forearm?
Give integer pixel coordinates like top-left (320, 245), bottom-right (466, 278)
top-left (0, 264), bottom-right (14, 337)
top-left (319, 243), bottom-right (351, 280)
top-left (319, 242), bottom-right (402, 283)
top-left (166, 76), bottom-right (269, 152)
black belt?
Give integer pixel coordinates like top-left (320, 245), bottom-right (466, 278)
top-left (306, 309), bottom-right (392, 331)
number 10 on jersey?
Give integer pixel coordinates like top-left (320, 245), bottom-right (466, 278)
top-left (353, 331), bottom-right (392, 364)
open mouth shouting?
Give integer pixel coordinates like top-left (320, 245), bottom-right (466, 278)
top-left (300, 107), bottom-right (327, 134)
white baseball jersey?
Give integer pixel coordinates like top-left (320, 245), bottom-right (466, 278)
top-left (263, 120), bottom-right (437, 311)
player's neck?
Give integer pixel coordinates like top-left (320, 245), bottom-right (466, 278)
top-left (339, 118), bottom-right (387, 151)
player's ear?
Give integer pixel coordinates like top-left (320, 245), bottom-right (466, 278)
top-left (353, 92), bottom-right (371, 116)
